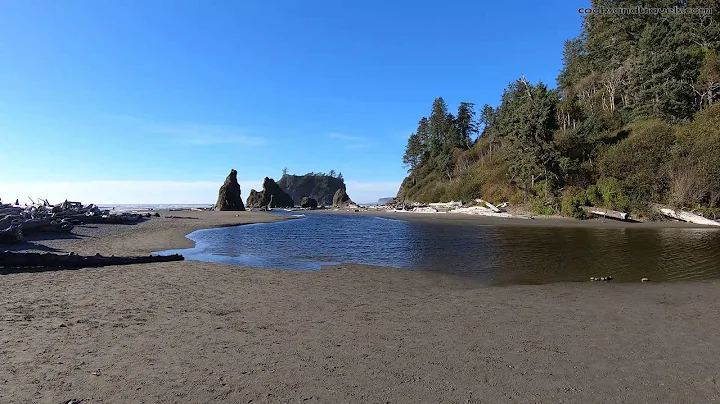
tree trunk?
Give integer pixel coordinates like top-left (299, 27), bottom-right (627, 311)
top-left (0, 251), bottom-right (185, 271)
top-left (580, 206), bottom-right (629, 221)
top-left (657, 206), bottom-right (720, 226)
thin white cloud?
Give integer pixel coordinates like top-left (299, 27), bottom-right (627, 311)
top-left (345, 144), bottom-right (371, 150)
top-left (147, 124), bottom-right (266, 146)
top-left (328, 133), bottom-right (373, 149)
top-left (328, 132), bottom-right (367, 142)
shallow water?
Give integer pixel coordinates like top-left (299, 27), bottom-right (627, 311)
top-left (156, 212), bottom-right (720, 284)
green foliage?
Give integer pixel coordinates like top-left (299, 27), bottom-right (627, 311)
top-left (669, 103), bottom-right (720, 207)
top-left (397, 3), bottom-right (720, 219)
top-left (595, 177), bottom-right (630, 212)
top-left (599, 120), bottom-right (675, 200)
top-left (560, 187), bottom-right (589, 219)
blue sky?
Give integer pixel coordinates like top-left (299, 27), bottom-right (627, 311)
top-left (0, 0), bottom-right (585, 204)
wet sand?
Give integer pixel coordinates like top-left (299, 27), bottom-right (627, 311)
top-left (2, 211), bottom-right (720, 403)
top-left (309, 208), bottom-right (716, 229)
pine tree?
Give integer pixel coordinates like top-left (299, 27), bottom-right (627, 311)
top-left (455, 102), bottom-right (478, 148)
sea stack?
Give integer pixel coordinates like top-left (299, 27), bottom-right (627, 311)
top-left (215, 169), bottom-right (246, 211)
top-left (333, 188), bottom-right (354, 208)
top-left (301, 197), bottom-right (318, 209)
top-left (245, 177), bottom-right (294, 209)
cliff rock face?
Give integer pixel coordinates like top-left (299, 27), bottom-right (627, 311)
top-left (301, 197), bottom-right (318, 209)
top-left (378, 197), bottom-right (394, 205)
top-left (333, 188), bottom-right (354, 207)
top-left (246, 177), bottom-right (294, 208)
top-left (246, 189), bottom-right (262, 208)
top-left (215, 169), bottom-right (246, 211)
top-left (277, 173), bottom-right (346, 207)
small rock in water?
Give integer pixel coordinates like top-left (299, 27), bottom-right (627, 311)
top-left (590, 277), bottom-right (596, 281)
top-left (641, 278), bottom-right (650, 282)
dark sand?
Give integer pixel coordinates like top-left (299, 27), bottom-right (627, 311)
top-left (311, 207), bottom-right (716, 228)
top-left (2, 211), bottom-right (720, 403)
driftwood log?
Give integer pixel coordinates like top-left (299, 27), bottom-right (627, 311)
top-left (0, 251), bottom-right (184, 269)
top-left (0, 199), bottom-right (147, 244)
top-left (476, 199), bottom-right (505, 213)
top-left (580, 206), bottom-right (629, 221)
top-left (656, 206), bottom-right (720, 226)
top-left (0, 226), bottom-right (23, 244)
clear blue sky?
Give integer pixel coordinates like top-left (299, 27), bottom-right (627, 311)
top-left (0, 0), bottom-right (586, 204)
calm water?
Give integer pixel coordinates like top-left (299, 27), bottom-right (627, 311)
top-left (156, 212), bottom-right (720, 285)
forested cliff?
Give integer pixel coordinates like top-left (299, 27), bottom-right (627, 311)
top-left (398, 0), bottom-right (719, 218)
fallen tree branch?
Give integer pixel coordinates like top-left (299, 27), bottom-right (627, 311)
top-left (656, 205), bottom-right (720, 226)
top-left (580, 206), bottom-right (629, 221)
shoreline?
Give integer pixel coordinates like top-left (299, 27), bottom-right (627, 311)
top-left (6, 210), bottom-right (292, 256)
top-left (302, 207), bottom-right (720, 229)
top-left (3, 210), bottom-right (720, 402)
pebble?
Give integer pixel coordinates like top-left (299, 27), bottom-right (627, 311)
top-left (641, 278), bottom-right (650, 282)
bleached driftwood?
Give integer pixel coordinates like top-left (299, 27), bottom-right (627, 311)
top-left (475, 199), bottom-right (504, 213)
top-left (0, 199), bottom-right (147, 244)
top-left (657, 206), bottom-right (720, 226)
top-left (428, 201), bottom-right (463, 209)
top-left (0, 251), bottom-right (184, 270)
top-left (413, 206), bottom-right (440, 213)
top-left (450, 206), bottom-right (517, 218)
top-left (580, 206), bottom-right (629, 221)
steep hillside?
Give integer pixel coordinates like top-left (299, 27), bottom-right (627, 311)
top-left (398, 1), bottom-right (719, 219)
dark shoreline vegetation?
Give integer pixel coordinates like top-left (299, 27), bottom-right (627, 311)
top-left (399, 0), bottom-right (720, 221)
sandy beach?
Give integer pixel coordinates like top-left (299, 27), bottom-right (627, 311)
top-left (2, 211), bottom-right (720, 403)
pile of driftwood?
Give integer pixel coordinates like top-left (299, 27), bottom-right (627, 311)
top-left (0, 199), bottom-right (146, 244)
top-left (0, 251), bottom-right (184, 271)
top-left (579, 204), bottom-right (720, 226)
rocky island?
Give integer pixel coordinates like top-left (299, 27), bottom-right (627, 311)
top-left (277, 171), bottom-right (347, 207)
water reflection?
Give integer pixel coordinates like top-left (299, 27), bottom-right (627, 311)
top-left (156, 213), bottom-right (720, 285)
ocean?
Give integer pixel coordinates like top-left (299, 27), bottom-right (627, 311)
top-left (97, 204), bottom-right (214, 212)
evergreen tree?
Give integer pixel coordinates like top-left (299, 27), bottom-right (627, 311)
top-left (455, 102), bottom-right (478, 148)
top-left (402, 133), bottom-right (423, 170)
